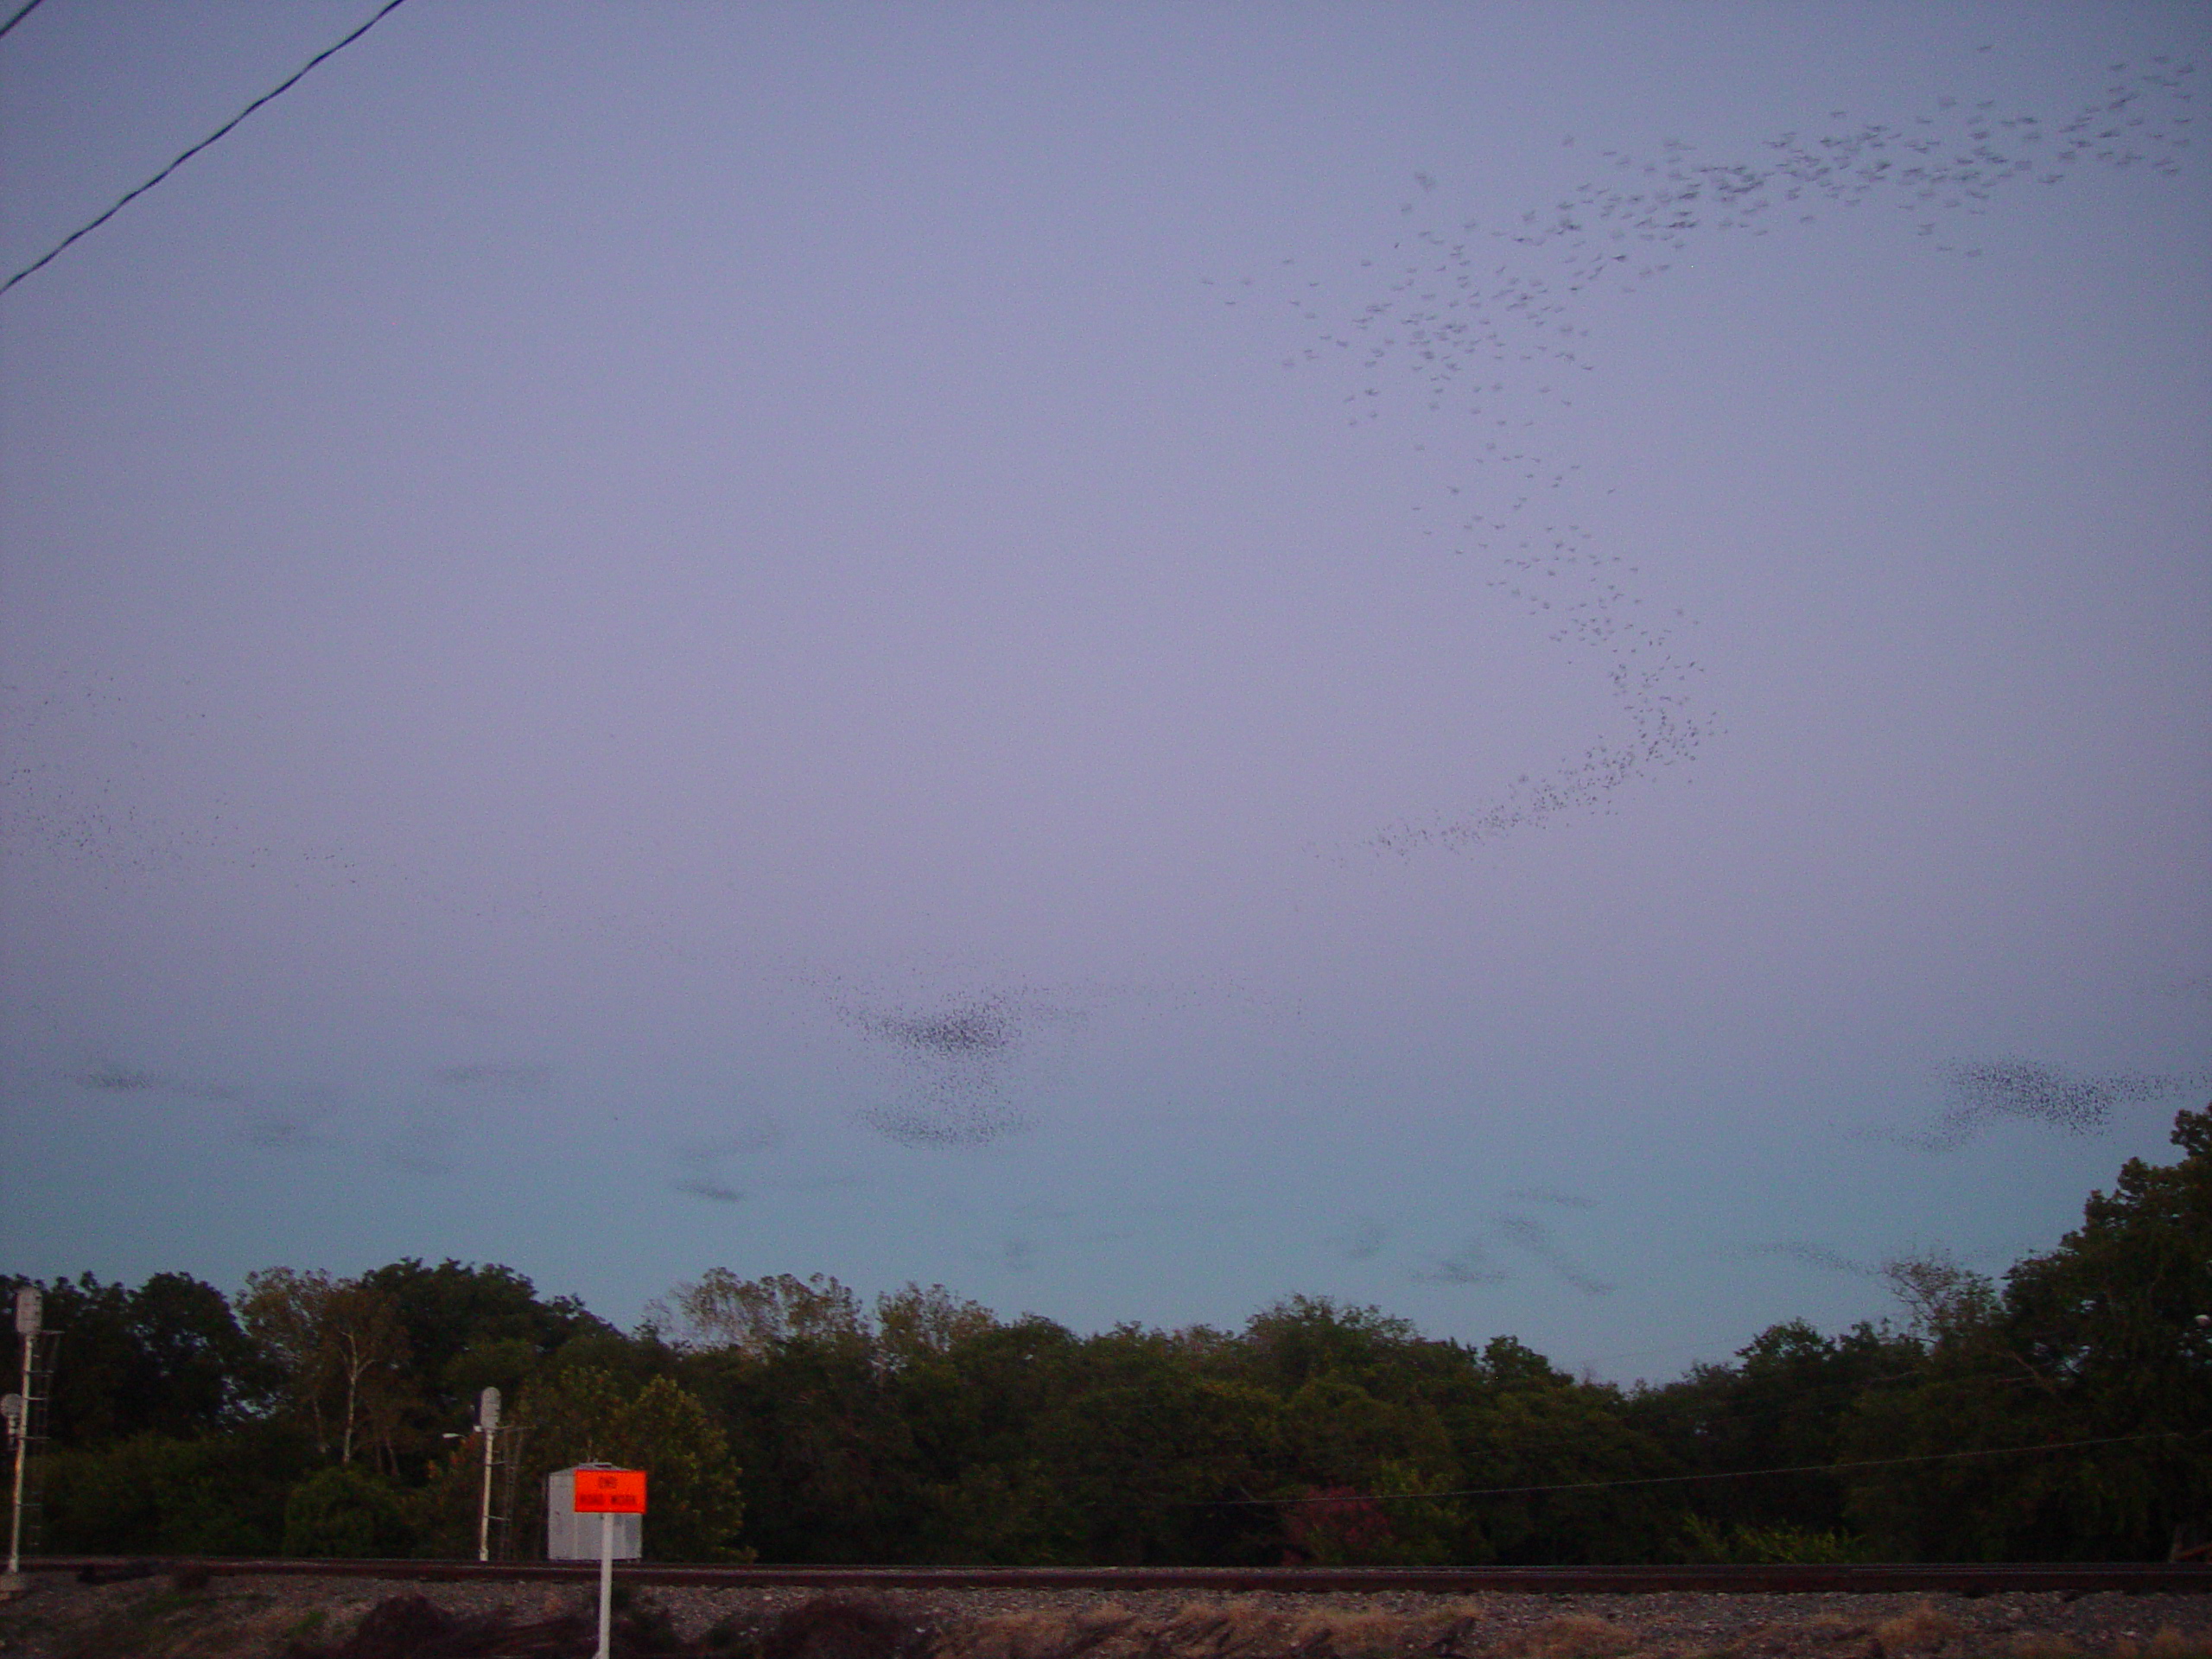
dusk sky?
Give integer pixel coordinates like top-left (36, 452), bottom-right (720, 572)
top-left (3, 1), bottom-right (2207, 1382)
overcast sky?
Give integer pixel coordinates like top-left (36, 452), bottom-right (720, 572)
top-left (3, 1), bottom-right (2207, 1382)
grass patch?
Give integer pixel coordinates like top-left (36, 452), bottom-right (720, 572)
top-left (1512, 1613), bottom-right (1638, 1658)
top-left (285, 1606), bottom-right (328, 1640)
top-left (1872, 1603), bottom-right (1963, 1653)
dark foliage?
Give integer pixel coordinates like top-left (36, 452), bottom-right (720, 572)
top-left (42, 1420), bottom-right (316, 1554)
top-left (0, 1270), bottom-right (266, 1446)
top-left (283, 1464), bottom-right (420, 1558)
top-left (1839, 1103), bottom-right (2212, 1560)
top-left (361, 1257), bottom-right (615, 1427)
top-left (1626, 1318), bottom-right (1921, 1536)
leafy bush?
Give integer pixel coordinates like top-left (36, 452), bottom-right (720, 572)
top-left (1679, 1513), bottom-right (1879, 1562)
top-left (41, 1423), bottom-right (311, 1554)
top-left (283, 1465), bottom-right (418, 1558)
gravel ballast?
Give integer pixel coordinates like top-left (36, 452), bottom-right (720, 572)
top-left (0, 1568), bottom-right (2208, 1658)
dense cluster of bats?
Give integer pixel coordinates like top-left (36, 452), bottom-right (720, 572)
top-left (1217, 57), bottom-right (2196, 856)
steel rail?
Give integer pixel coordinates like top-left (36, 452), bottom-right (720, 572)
top-left (32, 1557), bottom-right (2212, 1595)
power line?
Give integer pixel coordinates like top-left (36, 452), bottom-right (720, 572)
top-left (2, 0), bottom-right (413, 296)
top-left (0, 0), bottom-right (50, 44)
top-left (1215, 1428), bottom-right (2203, 1507)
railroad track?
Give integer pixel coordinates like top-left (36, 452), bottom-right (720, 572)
top-left (37, 1557), bottom-right (2212, 1596)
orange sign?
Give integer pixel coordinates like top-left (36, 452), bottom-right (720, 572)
top-left (572, 1469), bottom-right (647, 1513)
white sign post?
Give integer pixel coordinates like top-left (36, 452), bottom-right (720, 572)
top-left (599, 1509), bottom-right (613, 1659)
top-left (570, 1467), bottom-right (645, 1659)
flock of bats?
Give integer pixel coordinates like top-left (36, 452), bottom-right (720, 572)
top-left (1216, 54), bottom-right (2196, 857)
top-left (853, 54), bottom-right (2203, 1149)
top-left (4, 49), bottom-right (2205, 1181)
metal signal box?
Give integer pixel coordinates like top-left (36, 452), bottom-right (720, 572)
top-left (546, 1465), bottom-right (642, 1560)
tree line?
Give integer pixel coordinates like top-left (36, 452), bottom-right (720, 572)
top-left (6, 1106), bottom-right (2205, 1565)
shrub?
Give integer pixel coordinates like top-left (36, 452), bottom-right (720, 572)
top-left (282, 1465), bottom-right (417, 1558)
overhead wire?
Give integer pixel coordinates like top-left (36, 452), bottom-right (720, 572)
top-left (2, 0), bottom-right (413, 296)
top-left (1201, 1428), bottom-right (2205, 1507)
top-left (876, 1329), bottom-right (2183, 1512)
top-left (0, 0), bottom-right (49, 44)
top-left (734, 1327), bottom-right (2190, 1525)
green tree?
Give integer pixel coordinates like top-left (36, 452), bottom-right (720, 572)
top-left (650, 1269), bottom-right (870, 1357)
top-left (359, 1257), bottom-right (612, 1427)
top-left (1281, 1373), bottom-right (1452, 1489)
top-left (653, 1272), bottom-right (923, 1562)
top-left (1026, 1361), bottom-right (1285, 1564)
top-left (876, 1282), bottom-right (998, 1370)
top-left (1441, 1340), bottom-right (1675, 1564)
top-left (240, 1268), bottom-right (417, 1471)
top-left (3, 1271), bottom-right (262, 1446)
top-left (514, 1366), bottom-right (747, 1561)
top-left (892, 1313), bottom-right (1079, 1562)
top-left (1842, 1106), bottom-right (2212, 1560)
top-left (1238, 1294), bottom-right (1425, 1395)
top-left (1626, 1317), bottom-right (1916, 1544)
top-left (2002, 1103), bottom-right (2212, 1556)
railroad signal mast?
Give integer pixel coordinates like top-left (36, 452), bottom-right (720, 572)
top-left (487, 1417), bottom-right (525, 1562)
top-left (475, 1387), bottom-right (500, 1564)
top-left (0, 1395), bottom-right (19, 1592)
top-left (4, 1288), bottom-right (48, 1591)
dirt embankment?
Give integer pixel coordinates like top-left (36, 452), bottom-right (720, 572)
top-left (0, 1569), bottom-right (2208, 1659)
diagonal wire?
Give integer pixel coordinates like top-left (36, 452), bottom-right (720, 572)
top-left (0, 0), bottom-right (51, 43)
top-left (1200, 1427), bottom-right (2204, 1507)
top-left (3, 0), bottom-right (412, 296)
